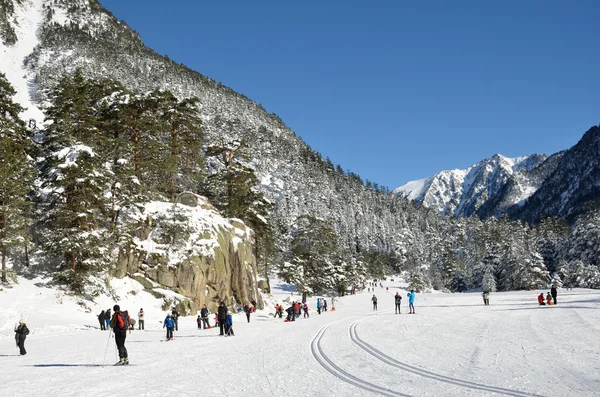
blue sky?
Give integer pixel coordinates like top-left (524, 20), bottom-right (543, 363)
top-left (99, 0), bottom-right (599, 189)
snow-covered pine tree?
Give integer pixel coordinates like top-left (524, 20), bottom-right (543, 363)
top-left (38, 71), bottom-right (111, 292)
top-left (283, 215), bottom-right (339, 301)
top-left (156, 91), bottom-right (204, 201)
top-left (0, 73), bottom-right (35, 283)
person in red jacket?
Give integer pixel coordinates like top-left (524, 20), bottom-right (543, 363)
top-left (537, 293), bottom-right (546, 305)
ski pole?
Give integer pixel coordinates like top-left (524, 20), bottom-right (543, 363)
top-left (102, 328), bottom-right (113, 366)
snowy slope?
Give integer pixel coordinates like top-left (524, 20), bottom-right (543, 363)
top-left (394, 154), bottom-right (548, 218)
top-left (1, 278), bottom-right (599, 396)
top-left (0, 0), bottom-right (45, 124)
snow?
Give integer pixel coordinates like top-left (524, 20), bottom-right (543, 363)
top-left (1, 278), bottom-right (599, 396)
top-left (0, 0), bottom-right (45, 124)
top-left (394, 177), bottom-right (428, 200)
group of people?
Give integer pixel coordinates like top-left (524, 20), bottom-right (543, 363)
top-left (371, 289), bottom-right (416, 313)
top-left (282, 301), bottom-right (309, 321)
top-left (538, 286), bottom-right (558, 306)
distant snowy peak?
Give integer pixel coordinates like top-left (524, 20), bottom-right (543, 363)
top-left (394, 153), bottom-right (548, 218)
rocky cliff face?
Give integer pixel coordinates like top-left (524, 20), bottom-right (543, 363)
top-left (113, 195), bottom-right (262, 313)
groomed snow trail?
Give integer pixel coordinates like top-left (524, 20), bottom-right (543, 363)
top-left (1, 282), bottom-right (599, 396)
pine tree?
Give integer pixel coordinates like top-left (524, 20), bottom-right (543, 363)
top-left (39, 71), bottom-right (110, 292)
top-left (0, 73), bottom-right (35, 283)
top-left (282, 215), bottom-right (339, 301)
top-left (156, 91), bottom-right (204, 201)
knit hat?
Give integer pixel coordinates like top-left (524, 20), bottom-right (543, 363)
top-left (113, 304), bottom-right (120, 311)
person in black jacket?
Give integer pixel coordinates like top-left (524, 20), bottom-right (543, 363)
top-left (244, 304), bottom-right (251, 323)
top-left (98, 310), bottom-right (106, 330)
top-left (551, 285), bottom-right (558, 305)
top-left (14, 319), bottom-right (29, 355)
top-left (110, 305), bottom-right (129, 365)
top-left (217, 302), bottom-right (228, 336)
top-left (394, 292), bottom-right (402, 314)
top-left (200, 304), bottom-right (210, 329)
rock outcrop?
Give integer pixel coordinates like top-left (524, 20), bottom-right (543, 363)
top-left (113, 195), bottom-right (263, 314)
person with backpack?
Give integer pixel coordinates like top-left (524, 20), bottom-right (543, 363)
top-left (244, 303), bottom-right (251, 323)
top-left (163, 313), bottom-right (175, 341)
top-left (109, 305), bottom-right (130, 365)
top-left (372, 295), bottom-right (378, 311)
top-left (407, 290), bottom-right (416, 314)
top-left (137, 308), bottom-right (145, 330)
top-left (200, 304), bottom-right (211, 329)
top-left (98, 310), bottom-right (106, 330)
top-left (171, 308), bottom-right (179, 331)
top-left (14, 318), bottom-right (29, 355)
top-left (217, 302), bottom-right (227, 336)
top-left (394, 292), bottom-right (402, 314)
top-left (225, 311), bottom-right (234, 336)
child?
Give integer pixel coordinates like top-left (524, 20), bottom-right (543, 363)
top-left (546, 292), bottom-right (553, 305)
top-left (225, 311), bottom-right (234, 336)
top-left (214, 313), bottom-right (219, 328)
top-left (163, 313), bottom-right (175, 341)
top-left (197, 315), bottom-right (202, 330)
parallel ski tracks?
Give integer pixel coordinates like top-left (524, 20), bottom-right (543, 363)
top-left (348, 319), bottom-right (547, 397)
top-left (310, 316), bottom-right (548, 397)
top-left (311, 324), bottom-right (411, 397)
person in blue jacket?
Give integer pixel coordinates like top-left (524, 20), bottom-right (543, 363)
top-left (225, 311), bottom-right (234, 336)
top-left (407, 290), bottom-right (416, 314)
top-left (316, 298), bottom-right (322, 315)
top-left (163, 313), bottom-right (175, 341)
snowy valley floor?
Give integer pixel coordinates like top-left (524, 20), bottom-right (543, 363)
top-left (1, 281), bottom-right (599, 397)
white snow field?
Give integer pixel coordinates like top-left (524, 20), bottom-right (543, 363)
top-left (1, 279), bottom-right (599, 397)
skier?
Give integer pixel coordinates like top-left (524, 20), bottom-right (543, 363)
top-left (482, 291), bottom-right (490, 306)
top-left (407, 290), bottom-right (416, 314)
top-left (163, 313), bottom-right (175, 341)
top-left (138, 308), bottom-right (145, 330)
top-left (14, 318), bottom-right (29, 356)
top-left (538, 293), bottom-right (546, 305)
top-left (171, 308), bottom-right (179, 331)
top-left (323, 299), bottom-right (327, 312)
top-left (98, 310), bottom-right (106, 330)
top-left (551, 285), bottom-right (558, 305)
top-left (372, 295), bottom-right (378, 311)
top-left (225, 311), bottom-right (234, 336)
top-left (394, 292), bottom-right (402, 314)
top-left (200, 304), bottom-right (211, 329)
top-left (109, 305), bottom-right (130, 365)
top-left (244, 303), bottom-right (251, 323)
top-left (303, 302), bottom-right (309, 318)
top-left (316, 298), bottom-right (322, 315)
top-left (217, 302), bottom-right (227, 335)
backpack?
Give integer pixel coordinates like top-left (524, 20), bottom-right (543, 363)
top-left (116, 311), bottom-right (130, 330)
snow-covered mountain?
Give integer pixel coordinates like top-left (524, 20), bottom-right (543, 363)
top-left (0, 0), bottom-right (413, 254)
top-left (510, 126), bottom-right (600, 223)
top-left (394, 153), bottom-right (549, 218)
